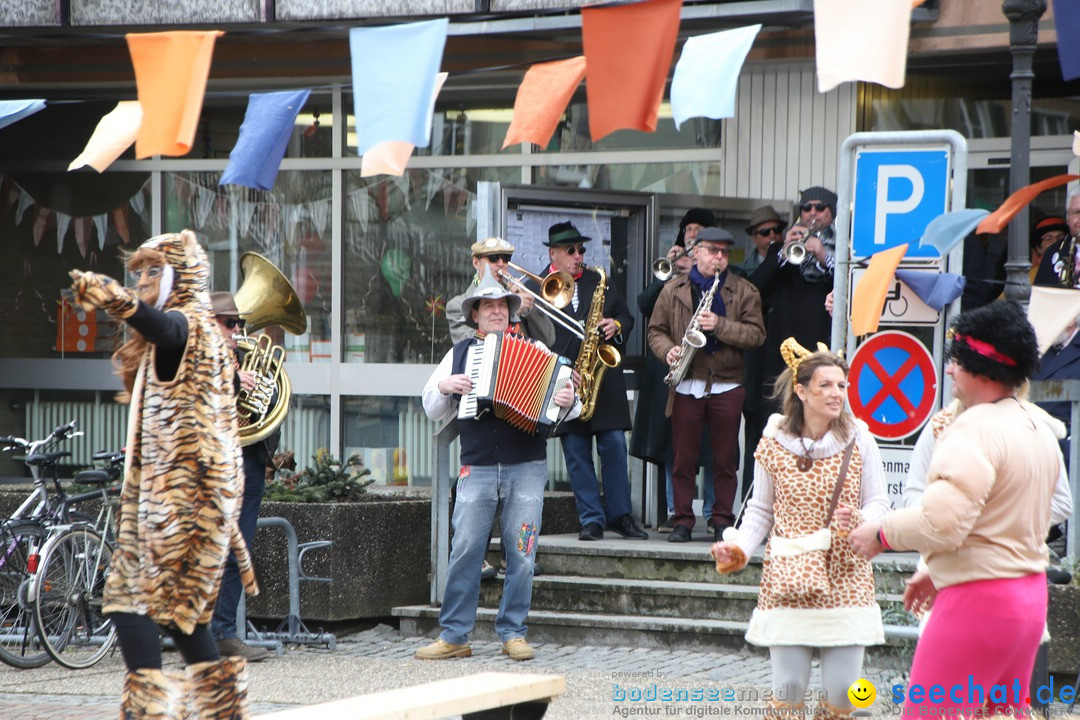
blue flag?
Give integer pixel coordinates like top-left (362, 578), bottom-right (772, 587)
top-left (350, 19), bottom-right (448, 155)
top-left (0, 100), bottom-right (46, 132)
top-left (916, 209), bottom-right (989, 257)
top-left (1053, 0), bottom-right (1080, 81)
top-left (895, 269), bottom-right (965, 312)
top-left (220, 90), bottom-right (311, 191)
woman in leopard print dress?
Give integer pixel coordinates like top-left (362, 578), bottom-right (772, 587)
top-left (712, 341), bottom-right (888, 720)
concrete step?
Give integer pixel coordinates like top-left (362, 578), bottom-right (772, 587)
top-left (486, 532), bottom-right (920, 595)
top-left (392, 605), bottom-right (917, 671)
top-left (479, 575), bottom-right (906, 623)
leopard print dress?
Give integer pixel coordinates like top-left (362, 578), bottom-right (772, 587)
top-left (742, 414), bottom-right (887, 647)
top-left (102, 231), bottom-right (257, 634)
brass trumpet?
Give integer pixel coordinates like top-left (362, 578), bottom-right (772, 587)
top-left (652, 246), bottom-right (692, 282)
top-left (784, 220), bottom-right (823, 265)
top-left (498, 262), bottom-right (587, 339)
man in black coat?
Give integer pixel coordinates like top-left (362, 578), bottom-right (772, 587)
top-left (747, 187), bottom-right (836, 499)
top-left (539, 221), bottom-right (648, 541)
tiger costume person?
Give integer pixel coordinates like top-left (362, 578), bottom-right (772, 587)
top-left (69, 230), bottom-right (255, 720)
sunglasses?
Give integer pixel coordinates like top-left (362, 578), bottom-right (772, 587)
top-left (484, 254), bottom-right (512, 264)
top-left (697, 244), bottom-right (731, 257)
top-left (221, 318), bottom-right (246, 330)
top-left (755, 225), bottom-right (783, 238)
top-left (800, 202), bottom-right (829, 213)
top-left (563, 246), bottom-right (587, 256)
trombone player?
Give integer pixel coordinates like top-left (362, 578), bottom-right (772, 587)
top-left (446, 237), bottom-right (554, 346)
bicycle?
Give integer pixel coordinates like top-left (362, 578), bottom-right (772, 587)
top-left (30, 450), bottom-right (123, 669)
top-left (0, 421), bottom-right (86, 669)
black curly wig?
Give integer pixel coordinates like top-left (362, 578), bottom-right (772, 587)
top-left (945, 301), bottom-right (1039, 388)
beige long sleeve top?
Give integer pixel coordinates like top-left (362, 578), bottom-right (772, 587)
top-left (882, 398), bottom-right (1060, 589)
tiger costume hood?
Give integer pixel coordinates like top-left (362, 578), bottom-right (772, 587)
top-left (103, 230), bottom-right (258, 633)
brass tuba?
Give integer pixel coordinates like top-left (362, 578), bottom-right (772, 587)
top-left (232, 252), bottom-right (308, 446)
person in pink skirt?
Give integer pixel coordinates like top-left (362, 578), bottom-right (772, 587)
top-left (849, 301), bottom-right (1059, 718)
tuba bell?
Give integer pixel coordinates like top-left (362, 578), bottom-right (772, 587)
top-left (232, 252), bottom-right (308, 446)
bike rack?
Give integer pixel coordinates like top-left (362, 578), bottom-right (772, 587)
top-left (238, 516), bottom-right (336, 652)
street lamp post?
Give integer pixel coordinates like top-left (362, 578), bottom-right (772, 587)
top-left (1002, 0), bottom-right (1047, 308)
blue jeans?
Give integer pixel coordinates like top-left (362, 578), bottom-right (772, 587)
top-left (211, 450), bottom-right (265, 640)
top-left (560, 430), bottom-right (632, 528)
top-left (439, 460), bottom-right (546, 645)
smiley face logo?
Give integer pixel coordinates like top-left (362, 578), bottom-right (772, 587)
top-left (848, 679), bottom-right (876, 708)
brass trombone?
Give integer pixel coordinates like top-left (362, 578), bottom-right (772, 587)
top-left (498, 262), bottom-right (587, 340)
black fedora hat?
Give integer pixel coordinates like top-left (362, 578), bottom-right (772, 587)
top-left (545, 221), bottom-right (591, 247)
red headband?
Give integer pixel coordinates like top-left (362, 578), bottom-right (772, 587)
top-left (952, 333), bottom-right (1017, 366)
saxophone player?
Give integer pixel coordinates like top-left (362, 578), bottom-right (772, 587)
top-left (648, 228), bottom-right (765, 543)
top-left (537, 221), bottom-right (648, 542)
top-left (1034, 188), bottom-right (1080, 289)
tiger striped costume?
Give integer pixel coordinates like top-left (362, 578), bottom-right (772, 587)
top-left (95, 230), bottom-right (257, 633)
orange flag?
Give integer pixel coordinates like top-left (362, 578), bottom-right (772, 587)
top-left (502, 57), bottom-right (587, 149)
top-left (582, 0), bottom-right (682, 142)
top-left (127, 31), bottom-right (223, 159)
top-left (851, 244), bottom-right (908, 336)
top-left (975, 174), bottom-right (1080, 235)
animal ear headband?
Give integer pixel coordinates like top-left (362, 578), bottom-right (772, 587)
top-left (779, 337), bottom-right (840, 376)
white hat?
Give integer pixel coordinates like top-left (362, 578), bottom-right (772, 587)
top-left (460, 268), bottom-right (522, 328)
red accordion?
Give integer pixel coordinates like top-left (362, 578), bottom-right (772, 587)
top-left (458, 332), bottom-right (574, 434)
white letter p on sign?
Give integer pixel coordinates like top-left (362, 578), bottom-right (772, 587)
top-left (874, 165), bottom-right (924, 246)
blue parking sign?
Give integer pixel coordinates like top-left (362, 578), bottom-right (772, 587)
top-left (851, 148), bottom-right (950, 259)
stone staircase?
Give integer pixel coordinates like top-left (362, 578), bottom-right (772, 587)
top-left (393, 532), bottom-right (922, 669)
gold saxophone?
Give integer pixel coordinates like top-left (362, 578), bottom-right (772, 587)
top-left (575, 266), bottom-right (622, 422)
top-left (1059, 234), bottom-right (1079, 287)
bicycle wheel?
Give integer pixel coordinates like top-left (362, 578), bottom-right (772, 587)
top-left (32, 525), bottom-right (116, 669)
top-left (0, 520), bottom-right (49, 668)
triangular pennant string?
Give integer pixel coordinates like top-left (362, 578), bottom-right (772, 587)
top-left (56, 212), bottom-right (72, 255)
top-left (94, 214), bottom-right (108, 249)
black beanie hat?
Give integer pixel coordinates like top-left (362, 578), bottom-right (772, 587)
top-left (799, 186), bottom-right (838, 215)
top-left (679, 207), bottom-right (716, 230)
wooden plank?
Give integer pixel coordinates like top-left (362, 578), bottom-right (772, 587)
top-left (253, 672), bottom-right (566, 720)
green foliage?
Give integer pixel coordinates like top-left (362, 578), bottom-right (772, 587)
top-left (264, 449), bottom-right (375, 503)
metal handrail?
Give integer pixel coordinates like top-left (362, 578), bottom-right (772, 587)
top-left (430, 417), bottom-right (459, 605)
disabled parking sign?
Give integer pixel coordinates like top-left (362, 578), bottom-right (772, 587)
top-left (847, 331), bottom-right (938, 440)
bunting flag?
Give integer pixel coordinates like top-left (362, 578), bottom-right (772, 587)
top-left (582, 0), bottom-right (682, 142)
top-left (502, 57), bottom-right (587, 149)
top-left (814, 0), bottom-right (913, 93)
top-left (220, 89), bottom-right (311, 190)
top-left (851, 244), bottom-right (908, 336)
top-left (1074, 130), bottom-right (1080, 157)
top-left (0, 100), bottom-right (46, 132)
top-left (975, 174), bottom-right (1080, 235)
top-left (1053, 0), bottom-right (1080, 81)
top-left (1028, 286), bottom-right (1080, 356)
top-left (361, 73), bottom-right (447, 177)
top-left (670, 25), bottom-right (760, 129)
top-left (894, 269), bottom-right (965, 311)
top-left (127, 30), bottom-right (223, 158)
top-left (916, 209), bottom-right (989, 257)
top-left (349, 19), bottom-right (448, 155)
top-left (68, 101), bottom-right (143, 173)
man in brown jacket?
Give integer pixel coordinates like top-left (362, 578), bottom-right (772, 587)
top-left (648, 227), bottom-right (765, 543)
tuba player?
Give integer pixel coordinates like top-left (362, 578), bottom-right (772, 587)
top-left (209, 291), bottom-right (279, 662)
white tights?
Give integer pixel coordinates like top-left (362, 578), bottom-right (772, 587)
top-left (769, 645), bottom-right (865, 709)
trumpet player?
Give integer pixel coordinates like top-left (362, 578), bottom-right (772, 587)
top-left (446, 236), bottom-right (555, 346)
top-left (748, 187), bottom-right (838, 503)
top-left (648, 227), bottom-right (765, 543)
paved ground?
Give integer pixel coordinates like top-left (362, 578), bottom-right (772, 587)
top-left (0, 623), bottom-right (916, 720)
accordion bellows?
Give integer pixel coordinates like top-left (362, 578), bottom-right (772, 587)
top-left (459, 332), bottom-right (574, 434)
